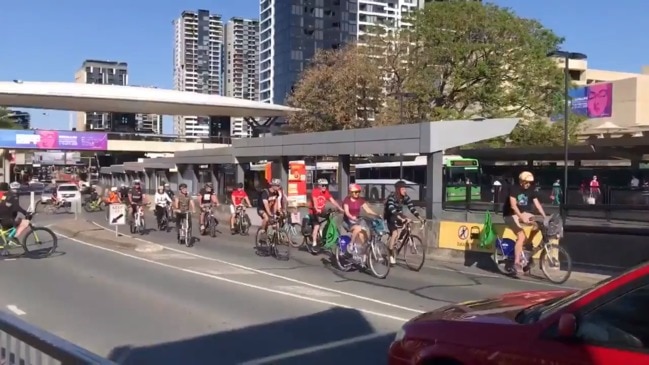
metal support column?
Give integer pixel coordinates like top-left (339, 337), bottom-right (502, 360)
top-left (273, 157), bottom-right (289, 191)
top-left (235, 163), bottom-right (245, 186)
top-left (425, 151), bottom-right (444, 248)
top-left (338, 154), bottom-right (351, 200)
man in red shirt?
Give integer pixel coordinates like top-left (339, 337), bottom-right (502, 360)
top-left (230, 183), bottom-right (251, 232)
top-left (309, 178), bottom-right (343, 247)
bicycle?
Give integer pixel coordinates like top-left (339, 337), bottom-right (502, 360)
top-left (43, 199), bottom-right (71, 214)
top-left (156, 204), bottom-right (170, 231)
top-left (200, 205), bottom-right (218, 237)
top-left (299, 209), bottom-right (336, 255)
top-left (334, 217), bottom-right (391, 279)
top-left (393, 219), bottom-right (427, 271)
top-left (0, 214), bottom-right (57, 258)
top-left (233, 205), bottom-right (251, 235)
top-left (255, 213), bottom-right (290, 260)
top-left (176, 211), bottom-right (193, 247)
top-left (492, 213), bottom-right (572, 284)
top-left (282, 207), bottom-right (303, 248)
top-left (82, 196), bottom-right (104, 213)
top-left (129, 203), bottom-right (148, 235)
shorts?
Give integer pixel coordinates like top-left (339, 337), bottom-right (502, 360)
top-left (503, 213), bottom-right (535, 234)
top-left (342, 218), bottom-right (367, 232)
top-left (230, 204), bottom-right (245, 214)
top-left (257, 209), bottom-right (267, 218)
top-left (0, 218), bottom-right (22, 231)
top-left (308, 212), bottom-right (327, 226)
top-left (387, 214), bottom-right (405, 233)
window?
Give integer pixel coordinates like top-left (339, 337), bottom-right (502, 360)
top-left (576, 284), bottom-right (649, 351)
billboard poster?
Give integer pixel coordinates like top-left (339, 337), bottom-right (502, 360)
top-left (287, 160), bottom-right (307, 206)
top-left (0, 130), bottom-right (107, 151)
top-left (568, 82), bottom-right (613, 119)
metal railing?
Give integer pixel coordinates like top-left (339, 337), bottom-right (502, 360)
top-left (0, 310), bottom-right (114, 364)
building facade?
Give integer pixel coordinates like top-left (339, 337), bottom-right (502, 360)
top-left (7, 110), bottom-right (30, 129)
top-left (74, 60), bottom-right (129, 131)
top-left (173, 10), bottom-right (224, 137)
top-left (224, 17), bottom-right (260, 138)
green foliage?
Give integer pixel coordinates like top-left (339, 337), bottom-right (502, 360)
top-left (0, 107), bottom-right (21, 129)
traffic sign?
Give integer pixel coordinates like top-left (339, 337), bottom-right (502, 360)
top-left (109, 204), bottom-right (126, 225)
top-left (458, 225), bottom-right (469, 240)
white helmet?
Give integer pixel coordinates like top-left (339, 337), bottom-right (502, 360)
top-left (317, 178), bottom-right (328, 185)
top-left (270, 178), bottom-right (281, 186)
top-left (518, 171), bottom-right (534, 183)
top-left (110, 187), bottom-right (118, 192)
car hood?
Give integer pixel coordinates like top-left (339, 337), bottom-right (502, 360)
top-left (412, 290), bottom-right (574, 325)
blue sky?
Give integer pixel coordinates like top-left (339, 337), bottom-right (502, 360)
top-left (1, 0), bottom-right (646, 133)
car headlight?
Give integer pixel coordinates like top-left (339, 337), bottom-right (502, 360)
top-left (394, 327), bottom-right (405, 342)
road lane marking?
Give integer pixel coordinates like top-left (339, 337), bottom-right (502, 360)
top-left (275, 285), bottom-right (340, 298)
top-left (57, 233), bottom-right (411, 322)
top-left (87, 221), bottom-right (426, 314)
top-left (240, 332), bottom-right (390, 364)
top-left (7, 305), bottom-right (26, 316)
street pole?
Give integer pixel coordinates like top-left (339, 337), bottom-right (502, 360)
top-left (398, 93), bottom-right (404, 180)
top-left (563, 56), bottom-right (570, 207)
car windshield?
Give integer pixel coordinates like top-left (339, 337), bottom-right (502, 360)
top-left (58, 185), bottom-right (79, 192)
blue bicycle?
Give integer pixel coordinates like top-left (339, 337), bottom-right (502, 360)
top-left (492, 213), bottom-right (572, 284)
top-left (333, 218), bottom-right (390, 279)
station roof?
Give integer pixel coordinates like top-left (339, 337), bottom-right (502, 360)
top-left (0, 81), bottom-right (296, 117)
top-left (458, 145), bottom-right (622, 161)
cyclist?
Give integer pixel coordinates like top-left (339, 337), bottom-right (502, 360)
top-left (0, 182), bottom-right (31, 244)
top-left (343, 183), bottom-right (381, 253)
top-left (257, 179), bottom-right (281, 235)
top-left (154, 185), bottom-right (173, 226)
top-left (105, 187), bottom-right (121, 204)
top-left (164, 183), bottom-right (175, 200)
top-left (230, 183), bottom-right (251, 233)
top-left (503, 171), bottom-right (547, 274)
top-left (309, 178), bottom-right (343, 247)
top-left (198, 183), bottom-right (220, 232)
top-left (127, 180), bottom-right (148, 222)
top-left (276, 185), bottom-right (288, 215)
top-left (119, 183), bottom-right (129, 202)
top-left (384, 180), bottom-right (423, 265)
top-left (173, 183), bottom-right (196, 239)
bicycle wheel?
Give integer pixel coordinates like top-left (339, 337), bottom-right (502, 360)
top-left (241, 215), bottom-right (251, 235)
top-left (274, 230), bottom-right (291, 260)
top-left (540, 244), bottom-right (572, 284)
top-left (209, 218), bottom-right (217, 237)
top-left (334, 244), bottom-right (353, 272)
top-left (22, 227), bottom-right (57, 257)
top-left (285, 223), bottom-right (302, 247)
top-left (402, 234), bottom-right (426, 272)
top-left (255, 227), bottom-right (269, 256)
top-left (368, 240), bottom-right (390, 279)
top-left (185, 221), bottom-right (193, 247)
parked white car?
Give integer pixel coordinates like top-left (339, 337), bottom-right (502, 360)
top-left (56, 184), bottom-right (81, 202)
top-left (40, 186), bottom-right (55, 204)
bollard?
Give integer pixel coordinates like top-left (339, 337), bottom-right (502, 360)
top-left (29, 191), bottom-right (35, 212)
top-left (72, 199), bottom-right (82, 220)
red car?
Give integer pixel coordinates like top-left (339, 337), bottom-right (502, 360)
top-left (389, 263), bottom-right (649, 364)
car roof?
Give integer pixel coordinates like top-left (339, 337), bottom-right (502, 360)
top-left (57, 183), bottom-right (79, 188)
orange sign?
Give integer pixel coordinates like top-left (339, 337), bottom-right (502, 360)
top-left (288, 160), bottom-right (307, 206)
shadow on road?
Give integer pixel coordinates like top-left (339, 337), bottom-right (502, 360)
top-left (107, 307), bottom-right (393, 365)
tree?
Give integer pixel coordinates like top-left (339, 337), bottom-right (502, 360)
top-left (385, 1), bottom-right (581, 145)
top-left (0, 107), bottom-right (20, 129)
top-left (286, 45), bottom-right (385, 132)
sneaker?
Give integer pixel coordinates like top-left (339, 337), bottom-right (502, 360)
top-left (389, 255), bottom-right (396, 265)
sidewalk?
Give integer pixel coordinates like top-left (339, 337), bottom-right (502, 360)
top-left (51, 218), bottom-right (163, 253)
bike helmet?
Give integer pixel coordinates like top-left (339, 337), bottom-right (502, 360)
top-left (111, 187), bottom-right (118, 192)
top-left (164, 183), bottom-right (170, 187)
top-left (519, 171), bottom-right (534, 182)
top-left (133, 179), bottom-right (140, 185)
top-left (317, 178), bottom-right (328, 186)
top-left (349, 183), bottom-right (361, 192)
top-left (120, 183), bottom-right (126, 187)
top-left (270, 178), bottom-right (281, 186)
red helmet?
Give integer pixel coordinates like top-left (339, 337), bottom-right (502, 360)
top-left (349, 183), bottom-right (361, 192)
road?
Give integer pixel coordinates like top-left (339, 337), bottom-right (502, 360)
top-left (0, 210), bottom-right (596, 365)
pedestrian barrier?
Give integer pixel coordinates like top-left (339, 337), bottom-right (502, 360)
top-left (0, 310), bottom-right (114, 364)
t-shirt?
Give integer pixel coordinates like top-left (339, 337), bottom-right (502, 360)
top-left (257, 189), bottom-right (279, 210)
top-left (130, 188), bottom-right (143, 203)
top-left (231, 190), bottom-right (248, 206)
top-left (343, 196), bottom-right (365, 223)
top-left (310, 188), bottom-right (332, 214)
top-left (176, 193), bottom-right (191, 211)
top-left (502, 184), bottom-right (537, 217)
top-left (199, 189), bottom-right (213, 204)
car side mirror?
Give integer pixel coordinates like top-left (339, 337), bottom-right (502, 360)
top-left (557, 313), bottom-right (577, 338)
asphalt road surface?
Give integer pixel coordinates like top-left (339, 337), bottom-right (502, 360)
top-left (0, 210), bottom-right (596, 365)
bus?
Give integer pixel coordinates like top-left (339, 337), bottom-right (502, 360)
top-left (354, 155), bottom-right (481, 202)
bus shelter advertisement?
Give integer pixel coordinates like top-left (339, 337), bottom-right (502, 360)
top-left (0, 130), bottom-right (108, 151)
top-left (288, 160), bottom-right (307, 206)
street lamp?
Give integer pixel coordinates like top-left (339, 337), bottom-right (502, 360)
top-left (547, 50), bottom-right (587, 207)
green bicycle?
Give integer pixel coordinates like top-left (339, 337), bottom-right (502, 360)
top-left (0, 215), bottom-right (58, 257)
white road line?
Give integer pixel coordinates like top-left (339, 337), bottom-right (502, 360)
top-left (7, 305), bottom-right (26, 316)
top-left (275, 285), bottom-right (340, 298)
top-left (56, 233), bottom-right (410, 323)
top-left (86, 222), bottom-right (426, 313)
top-left (240, 332), bottom-right (389, 364)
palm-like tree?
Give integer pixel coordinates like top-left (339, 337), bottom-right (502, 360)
top-left (0, 107), bottom-right (20, 129)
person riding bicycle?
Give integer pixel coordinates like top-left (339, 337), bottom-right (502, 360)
top-left (308, 178), bottom-right (343, 247)
top-left (119, 183), bottom-right (129, 202)
top-left (164, 183), bottom-right (175, 200)
top-left (384, 180), bottom-right (423, 265)
top-left (0, 182), bottom-right (31, 245)
top-left (173, 183), bottom-right (196, 239)
top-left (198, 183), bottom-right (220, 232)
top-left (503, 171), bottom-right (547, 275)
top-left (343, 183), bottom-right (380, 253)
top-left (257, 179), bottom-right (282, 236)
top-left (127, 180), bottom-right (148, 222)
top-left (230, 183), bottom-right (251, 234)
top-left (105, 187), bottom-right (121, 204)
top-left (276, 185), bottom-right (288, 215)
top-left (154, 185), bottom-right (173, 225)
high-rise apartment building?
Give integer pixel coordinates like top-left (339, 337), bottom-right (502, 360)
top-left (358, 0), bottom-right (424, 35)
top-left (74, 60), bottom-right (129, 131)
top-left (130, 85), bottom-right (163, 134)
top-left (224, 17), bottom-right (260, 138)
top-left (173, 10), bottom-right (224, 137)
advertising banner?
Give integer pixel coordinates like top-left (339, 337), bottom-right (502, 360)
top-left (287, 160), bottom-right (307, 206)
top-left (0, 130), bottom-right (108, 151)
top-left (568, 82), bottom-right (613, 119)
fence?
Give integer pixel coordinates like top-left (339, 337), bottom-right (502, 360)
top-left (0, 310), bottom-right (113, 364)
